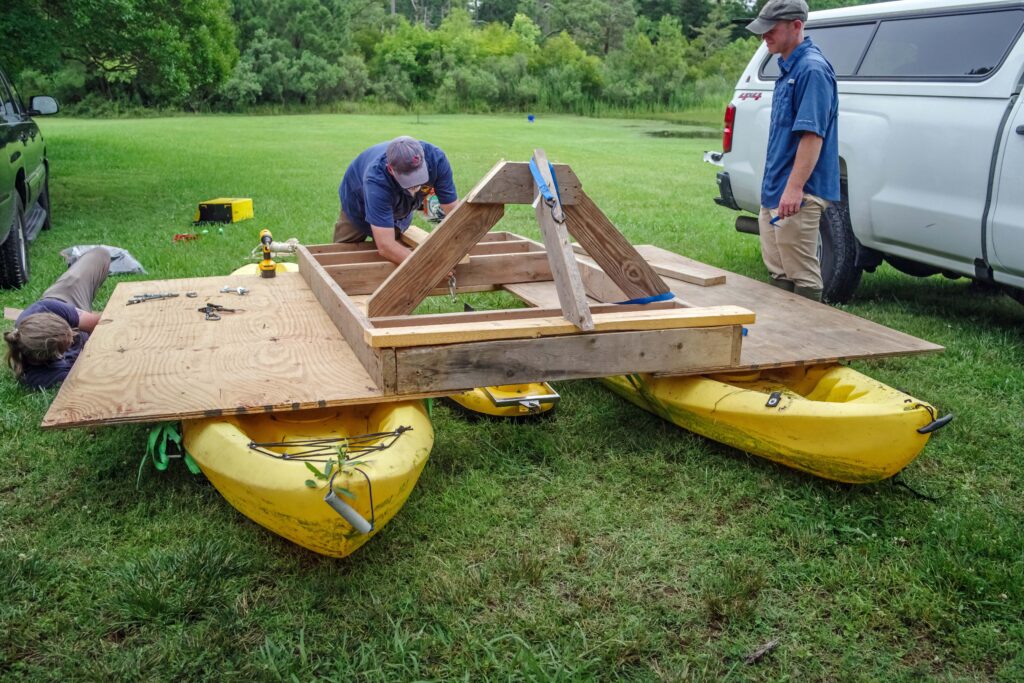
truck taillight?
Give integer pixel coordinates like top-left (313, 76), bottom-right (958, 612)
top-left (723, 104), bottom-right (736, 153)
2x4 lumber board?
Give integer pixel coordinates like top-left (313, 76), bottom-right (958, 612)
top-left (366, 202), bottom-right (506, 317)
top-left (312, 239), bottom-right (531, 267)
top-left (366, 305), bottom-right (755, 348)
top-left (465, 160), bottom-right (582, 205)
top-left (572, 243), bottom-right (727, 287)
top-left (400, 225), bottom-right (471, 265)
top-left (532, 149), bottom-right (594, 331)
top-left (393, 325), bottom-right (742, 393)
top-left (298, 246), bottom-right (395, 391)
top-left (306, 242), bottom-right (378, 255)
top-left (40, 273), bottom-right (421, 429)
top-left (327, 252), bottom-right (552, 296)
top-left (563, 191), bottom-right (671, 300)
top-left (371, 300), bottom-right (679, 329)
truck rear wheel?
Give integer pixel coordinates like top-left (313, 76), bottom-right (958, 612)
top-left (0, 194), bottom-right (30, 289)
top-left (1005, 286), bottom-right (1024, 306)
top-left (819, 198), bottom-right (861, 304)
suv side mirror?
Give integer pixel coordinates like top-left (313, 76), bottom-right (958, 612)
top-left (27, 96), bottom-right (59, 116)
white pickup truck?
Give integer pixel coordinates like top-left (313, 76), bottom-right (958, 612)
top-left (707, 0), bottom-right (1024, 305)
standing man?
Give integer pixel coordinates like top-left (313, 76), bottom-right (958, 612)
top-left (335, 136), bottom-right (459, 266)
top-left (747, 0), bottom-right (839, 301)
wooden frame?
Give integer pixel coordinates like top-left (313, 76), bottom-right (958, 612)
top-left (299, 154), bottom-right (754, 394)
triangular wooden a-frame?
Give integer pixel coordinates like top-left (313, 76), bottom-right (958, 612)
top-left (365, 150), bottom-right (671, 325)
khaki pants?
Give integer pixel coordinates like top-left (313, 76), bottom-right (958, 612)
top-left (758, 193), bottom-right (829, 290)
top-left (334, 209), bottom-right (369, 243)
top-left (334, 208), bottom-right (405, 243)
top-left (42, 247), bottom-right (110, 311)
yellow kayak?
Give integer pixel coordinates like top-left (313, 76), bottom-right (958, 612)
top-left (601, 364), bottom-right (951, 484)
top-left (447, 383), bottom-right (560, 418)
top-left (183, 399), bottom-right (433, 558)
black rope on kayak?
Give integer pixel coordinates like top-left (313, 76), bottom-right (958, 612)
top-left (247, 425), bottom-right (413, 462)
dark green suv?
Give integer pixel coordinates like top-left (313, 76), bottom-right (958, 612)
top-left (1, 66), bottom-right (58, 289)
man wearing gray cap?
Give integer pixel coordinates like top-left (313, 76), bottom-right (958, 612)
top-left (748, 0), bottom-right (840, 302)
top-left (335, 136), bottom-right (459, 266)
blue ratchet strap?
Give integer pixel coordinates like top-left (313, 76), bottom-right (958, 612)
top-left (615, 291), bottom-right (675, 305)
top-left (528, 158), bottom-right (562, 204)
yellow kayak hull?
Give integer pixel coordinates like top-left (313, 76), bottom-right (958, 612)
top-left (447, 383), bottom-right (559, 418)
top-left (602, 365), bottom-right (940, 484)
top-left (183, 401), bottom-right (433, 557)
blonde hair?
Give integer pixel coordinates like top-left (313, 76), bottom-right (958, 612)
top-left (4, 312), bottom-right (74, 379)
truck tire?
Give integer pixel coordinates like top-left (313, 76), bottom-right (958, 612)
top-left (1005, 286), bottom-right (1024, 306)
top-left (0, 194), bottom-right (30, 289)
top-left (40, 171), bottom-right (52, 230)
top-left (819, 198), bottom-right (861, 304)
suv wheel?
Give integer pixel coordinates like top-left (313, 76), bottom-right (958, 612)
top-left (0, 194), bottom-right (30, 289)
top-left (819, 198), bottom-right (861, 304)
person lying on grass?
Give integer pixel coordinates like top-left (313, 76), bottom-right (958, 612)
top-left (334, 136), bottom-right (459, 267)
top-left (4, 247), bottom-right (109, 390)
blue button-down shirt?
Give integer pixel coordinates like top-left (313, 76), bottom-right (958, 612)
top-left (339, 141), bottom-right (458, 235)
top-left (761, 37), bottom-right (840, 208)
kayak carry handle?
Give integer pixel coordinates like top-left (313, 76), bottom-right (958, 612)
top-left (917, 413), bottom-right (954, 435)
top-left (324, 490), bottom-right (373, 534)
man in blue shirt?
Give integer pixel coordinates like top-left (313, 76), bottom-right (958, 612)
top-left (748, 0), bottom-right (840, 301)
top-left (335, 136), bottom-right (459, 266)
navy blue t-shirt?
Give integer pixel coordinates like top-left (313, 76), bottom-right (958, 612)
top-left (761, 38), bottom-right (841, 208)
top-left (338, 141), bottom-right (458, 236)
top-left (15, 299), bottom-right (88, 390)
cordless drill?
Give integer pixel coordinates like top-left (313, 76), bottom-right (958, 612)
top-left (258, 228), bottom-right (276, 278)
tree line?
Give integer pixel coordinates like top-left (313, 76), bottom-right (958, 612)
top-left (1, 0), bottom-right (877, 115)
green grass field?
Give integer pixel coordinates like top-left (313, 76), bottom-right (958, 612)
top-left (2, 113), bottom-right (1022, 681)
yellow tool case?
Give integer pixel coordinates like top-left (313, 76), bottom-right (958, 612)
top-left (194, 198), bottom-right (253, 223)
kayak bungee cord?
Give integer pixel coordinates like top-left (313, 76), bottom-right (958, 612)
top-left (246, 425), bottom-right (413, 462)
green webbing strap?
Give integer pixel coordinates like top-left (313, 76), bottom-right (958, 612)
top-left (137, 423), bottom-right (200, 489)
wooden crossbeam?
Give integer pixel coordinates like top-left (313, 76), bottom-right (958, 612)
top-left (328, 252), bottom-right (552, 297)
top-left (466, 160), bottom-right (582, 205)
top-left (532, 149), bottom-right (594, 331)
top-left (400, 225), bottom-right (470, 265)
top-left (366, 202), bottom-right (505, 317)
top-left (563, 192), bottom-right (670, 300)
top-left (366, 305), bottom-right (755, 348)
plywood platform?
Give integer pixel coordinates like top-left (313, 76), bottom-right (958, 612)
top-left (526, 244), bottom-right (943, 373)
top-left (41, 273), bottom-right (444, 429)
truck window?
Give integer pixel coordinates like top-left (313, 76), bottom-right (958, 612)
top-left (857, 10), bottom-right (1024, 78)
top-left (760, 23), bottom-right (875, 80)
top-left (0, 77), bottom-right (18, 122)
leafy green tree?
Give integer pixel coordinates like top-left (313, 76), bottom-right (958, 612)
top-left (32, 0), bottom-right (238, 107)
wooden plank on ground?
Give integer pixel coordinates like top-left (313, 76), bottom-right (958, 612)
top-left (466, 160), bottom-right (582, 205)
top-left (366, 202), bottom-right (505, 317)
top-left (366, 305), bottom-right (755, 348)
top-left (563, 191), bottom-right (670, 299)
top-left (4, 307), bottom-right (21, 321)
top-left (39, 272), bottom-right (455, 429)
top-left (393, 325), bottom-right (742, 393)
top-left (532, 149), bottom-right (593, 331)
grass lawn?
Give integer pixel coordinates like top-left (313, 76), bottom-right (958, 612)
top-left (2, 113), bottom-right (1022, 681)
